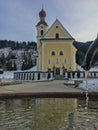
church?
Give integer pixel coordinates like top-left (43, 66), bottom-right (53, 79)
top-left (36, 8), bottom-right (77, 75)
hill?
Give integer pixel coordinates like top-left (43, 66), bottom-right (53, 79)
top-left (73, 41), bottom-right (98, 66)
top-left (0, 40), bottom-right (37, 71)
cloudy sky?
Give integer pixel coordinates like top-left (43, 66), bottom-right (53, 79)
top-left (0, 0), bottom-right (98, 42)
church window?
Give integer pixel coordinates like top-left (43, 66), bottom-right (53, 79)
top-left (59, 51), bottom-right (64, 56)
top-left (56, 26), bottom-right (58, 28)
top-left (51, 51), bottom-right (55, 56)
top-left (56, 58), bottom-right (59, 64)
top-left (48, 59), bottom-right (51, 64)
top-left (41, 30), bottom-right (43, 36)
top-left (55, 33), bottom-right (59, 39)
top-left (64, 59), bottom-right (67, 64)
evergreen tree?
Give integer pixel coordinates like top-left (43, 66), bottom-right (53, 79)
top-left (0, 54), bottom-right (5, 65)
top-left (13, 61), bottom-right (17, 70)
top-left (76, 50), bottom-right (85, 65)
top-left (21, 62), bottom-right (27, 70)
top-left (6, 61), bottom-right (13, 70)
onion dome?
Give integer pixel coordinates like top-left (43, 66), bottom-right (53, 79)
top-left (36, 8), bottom-right (48, 26)
top-left (39, 8), bottom-right (46, 21)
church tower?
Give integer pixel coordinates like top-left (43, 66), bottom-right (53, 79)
top-left (36, 8), bottom-right (48, 71)
top-left (36, 8), bottom-right (77, 73)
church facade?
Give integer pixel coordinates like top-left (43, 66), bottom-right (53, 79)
top-left (36, 8), bottom-right (77, 75)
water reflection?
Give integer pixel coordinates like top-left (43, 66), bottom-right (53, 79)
top-left (0, 98), bottom-right (98, 130)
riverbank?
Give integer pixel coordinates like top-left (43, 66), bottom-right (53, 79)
top-left (0, 80), bottom-right (98, 99)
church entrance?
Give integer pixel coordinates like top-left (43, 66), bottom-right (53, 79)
top-left (56, 68), bottom-right (60, 75)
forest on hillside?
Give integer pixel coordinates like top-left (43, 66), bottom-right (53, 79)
top-left (0, 40), bottom-right (37, 50)
top-left (73, 40), bottom-right (98, 66)
top-left (0, 40), bottom-right (37, 71)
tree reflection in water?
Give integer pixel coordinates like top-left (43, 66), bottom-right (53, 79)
top-left (0, 98), bottom-right (97, 130)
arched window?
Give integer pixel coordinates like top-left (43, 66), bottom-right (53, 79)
top-left (41, 30), bottom-right (43, 36)
top-left (51, 51), bottom-right (55, 56)
top-left (55, 33), bottom-right (59, 39)
top-left (56, 58), bottom-right (59, 64)
top-left (59, 51), bottom-right (64, 56)
top-left (48, 59), bottom-right (51, 64)
top-left (64, 59), bottom-right (67, 64)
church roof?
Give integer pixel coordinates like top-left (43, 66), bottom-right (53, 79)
top-left (41, 38), bottom-right (74, 41)
top-left (36, 21), bottom-right (48, 26)
top-left (44, 18), bottom-right (74, 39)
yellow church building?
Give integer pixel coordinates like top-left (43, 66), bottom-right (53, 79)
top-left (36, 8), bottom-right (77, 75)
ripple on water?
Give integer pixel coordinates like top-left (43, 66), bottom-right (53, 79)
top-left (0, 98), bottom-right (98, 130)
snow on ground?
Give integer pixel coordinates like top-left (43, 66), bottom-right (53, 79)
top-left (0, 66), bottom-right (37, 82)
top-left (78, 65), bottom-right (98, 71)
top-left (23, 66), bottom-right (37, 72)
top-left (0, 65), bottom-right (98, 91)
top-left (79, 78), bottom-right (98, 91)
top-left (77, 66), bottom-right (98, 91)
top-left (0, 71), bottom-right (14, 82)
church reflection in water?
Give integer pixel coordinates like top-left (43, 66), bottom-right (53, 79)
top-left (0, 98), bottom-right (98, 130)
